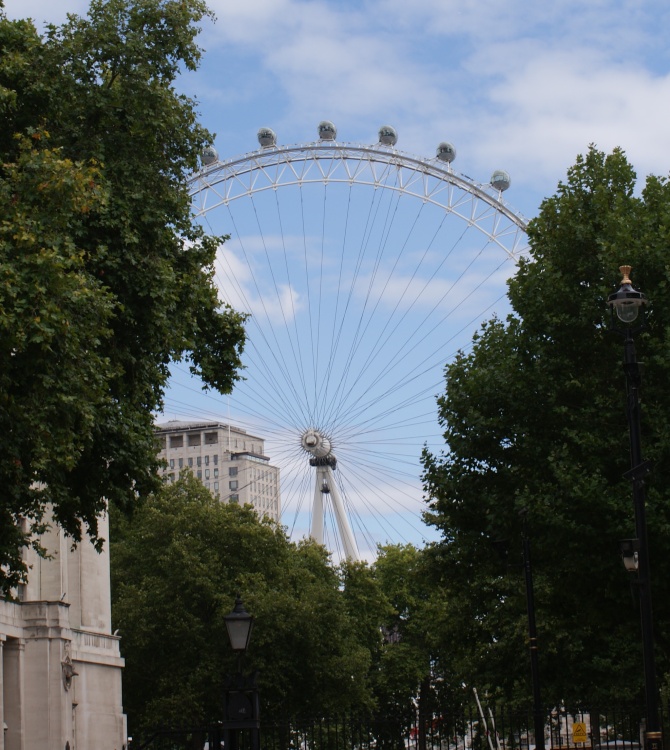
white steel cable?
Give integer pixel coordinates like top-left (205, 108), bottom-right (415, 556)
top-left (167, 133), bottom-right (529, 561)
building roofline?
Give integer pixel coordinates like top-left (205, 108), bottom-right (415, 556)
top-left (154, 419), bottom-right (249, 436)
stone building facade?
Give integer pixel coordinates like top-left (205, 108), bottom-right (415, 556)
top-left (0, 419), bottom-right (278, 750)
top-left (0, 512), bottom-right (126, 750)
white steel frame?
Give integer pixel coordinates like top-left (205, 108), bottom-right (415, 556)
top-left (187, 138), bottom-right (530, 561)
top-left (188, 141), bottom-right (529, 261)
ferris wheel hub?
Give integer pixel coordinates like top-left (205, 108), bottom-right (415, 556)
top-left (301, 429), bottom-right (333, 459)
top-left (189, 126), bottom-right (529, 564)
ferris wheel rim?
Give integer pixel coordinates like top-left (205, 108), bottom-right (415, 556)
top-left (188, 140), bottom-right (529, 260)
top-left (181, 132), bottom-right (532, 559)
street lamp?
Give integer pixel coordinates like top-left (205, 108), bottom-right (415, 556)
top-left (522, 525), bottom-right (544, 750)
top-left (608, 266), bottom-right (663, 750)
top-left (492, 517), bottom-right (544, 750)
top-left (223, 595), bottom-right (259, 750)
top-left (224, 595), bottom-right (255, 669)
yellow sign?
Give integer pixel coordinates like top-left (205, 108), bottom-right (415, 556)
top-left (572, 723), bottom-right (588, 744)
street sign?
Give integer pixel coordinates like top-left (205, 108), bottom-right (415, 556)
top-left (573, 723), bottom-right (588, 744)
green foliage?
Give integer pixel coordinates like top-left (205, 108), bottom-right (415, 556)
top-left (371, 545), bottom-right (454, 724)
top-left (0, 1), bottom-right (246, 592)
top-left (422, 146), bottom-right (670, 707)
top-left (0, 133), bottom-right (114, 585)
top-left (111, 474), bottom-right (374, 730)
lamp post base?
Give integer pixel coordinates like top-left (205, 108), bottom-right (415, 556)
top-left (645, 731), bottom-right (663, 750)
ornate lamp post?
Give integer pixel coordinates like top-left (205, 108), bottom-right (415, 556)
top-left (224, 595), bottom-right (255, 669)
top-left (223, 596), bottom-right (260, 750)
top-left (492, 516), bottom-right (544, 750)
top-left (522, 522), bottom-right (544, 750)
top-left (608, 266), bottom-right (662, 750)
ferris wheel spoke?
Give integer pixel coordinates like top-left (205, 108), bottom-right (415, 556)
top-left (217, 207), bottom-right (312, 423)
top-left (249, 194), bottom-right (314, 412)
top-left (320, 218), bottom-right (469, 427)
top-left (272, 189), bottom-right (311, 404)
top-left (318, 225), bottom-right (503, 430)
top-left (336, 462), bottom-right (427, 547)
top-left (331, 280), bottom-right (510, 429)
top-left (315, 172), bottom-right (403, 427)
top-left (181, 126), bottom-right (529, 562)
top-left (317, 183), bottom-right (354, 418)
top-left (319, 190), bottom-right (416, 426)
top-left (168, 361), bottom-right (302, 440)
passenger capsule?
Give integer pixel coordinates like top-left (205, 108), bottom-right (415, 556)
top-left (318, 121), bottom-right (337, 141)
top-left (257, 127), bottom-right (277, 148)
top-left (378, 125), bottom-right (398, 146)
top-left (490, 170), bottom-right (511, 192)
top-left (201, 145), bottom-right (218, 166)
top-left (436, 142), bottom-right (456, 163)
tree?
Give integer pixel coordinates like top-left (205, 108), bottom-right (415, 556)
top-left (111, 473), bottom-right (374, 731)
top-left (371, 544), bottom-right (456, 742)
top-left (0, 0), bottom-right (246, 591)
top-left (422, 147), bottom-right (670, 707)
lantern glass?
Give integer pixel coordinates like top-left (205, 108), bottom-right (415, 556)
top-left (615, 301), bottom-right (641, 324)
top-left (224, 597), bottom-right (254, 652)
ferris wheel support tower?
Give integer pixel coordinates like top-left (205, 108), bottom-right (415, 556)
top-left (302, 429), bottom-right (359, 560)
top-left (187, 122), bottom-right (530, 563)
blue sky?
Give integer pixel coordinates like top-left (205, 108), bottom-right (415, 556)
top-left (6, 0), bottom-right (670, 559)
top-left (8, 0), bottom-right (670, 218)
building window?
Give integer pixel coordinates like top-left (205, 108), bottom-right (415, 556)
top-left (214, 482), bottom-right (219, 491)
top-left (168, 473), bottom-right (175, 482)
top-left (159, 435), bottom-right (167, 449)
top-left (229, 480), bottom-right (238, 490)
top-left (229, 466), bottom-right (238, 477)
top-left (188, 457), bottom-right (193, 467)
top-left (205, 455), bottom-right (209, 466)
top-left (214, 468), bottom-right (219, 478)
top-left (197, 456), bottom-right (201, 467)
top-left (188, 433), bottom-right (201, 447)
top-left (230, 494), bottom-right (239, 503)
top-left (205, 431), bottom-right (218, 445)
top-left (169, 459), bottom-right (175, 469)
top-left (169, 435), bottom-right (183, 448)
top-left (178, 458), bottom-right (184, 468)
top-left (205, 469), bottom-right (210, 479)
top-left (205, 482), bottom-right (210, 489)
top-left (197, 470), bottom-right (202, 480)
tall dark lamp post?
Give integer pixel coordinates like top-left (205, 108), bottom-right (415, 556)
top-left (224, 596), bottom-right (255, 670)
top-left (608, 266), bottom-right (662, 750)
top-left (223, 596), bottom-right (260, 750)
top-left (521, 519), bottom-right (544, 750)
top-left (493, 518), bottom-right (544, 750)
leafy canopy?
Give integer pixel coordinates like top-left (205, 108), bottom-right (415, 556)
top-left (422, 146), bottom-right (670, 707)
top-left (111, 474), bottom-right (375, 730)
top-left (0, 0), bottom-right (246, 592)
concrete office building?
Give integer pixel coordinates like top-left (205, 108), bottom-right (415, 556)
top-left (155, 420), bottom-right (281, 523)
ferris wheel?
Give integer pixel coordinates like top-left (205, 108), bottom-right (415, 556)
top-left (182, 122), bottom-right (529, 562)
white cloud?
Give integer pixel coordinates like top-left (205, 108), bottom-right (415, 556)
top-left (12, 0), bottom-right (646, 209)
top-left (3, 0), bottom-right (89, 24)
top-left (200, 0), bottom-right (670, 205)
top-left (475, 55), bottom-right (670, 186)
top-left (215, 242), bottom-right (303, 323)
top-left (9, 0), bottom-right (670, 557)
